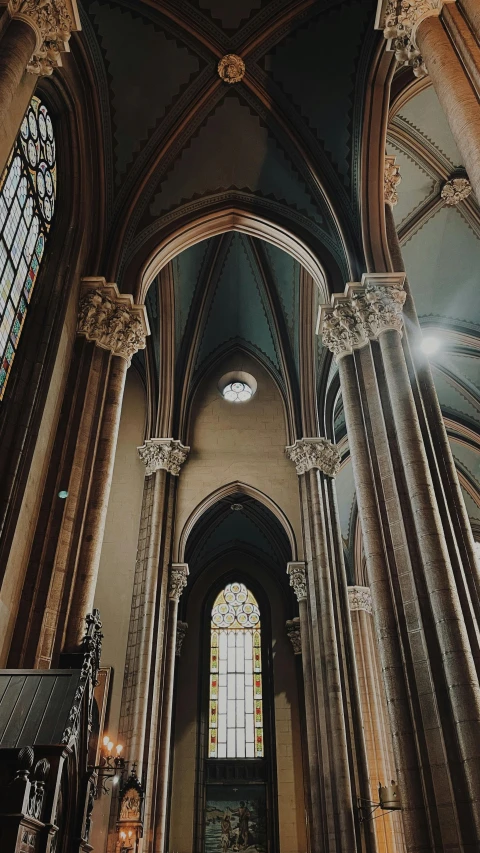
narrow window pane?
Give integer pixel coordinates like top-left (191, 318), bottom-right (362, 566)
top-left (209, 582), bottom-right (263, 759)
top-left (0, 97), bottom-right (56, 399)
top-left (227, 699), bottom-right (236, 729)
top-left (236, 728), bottom-right (245, 758)
top-left (227, 728), bottom-right (236, 757)
top-left (236, 674), bottom-right (244, 700)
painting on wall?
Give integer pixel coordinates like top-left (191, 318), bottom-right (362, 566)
top-left (205, 784), bottom-right (267, 852)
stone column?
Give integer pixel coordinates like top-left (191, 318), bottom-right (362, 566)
top-left (286, 440), bottom-right (376, 853)
top-left (376, 0), bottom-right (480, 202)
top-left (63, 279), bottom-right (149, 650)
top-left (348, 587), bottom-right (406, 853)
top-left (0, 0), bottom-right (80, 162)
top-left (287, 561), bottom-right (323, 850)
top-left (125, 440), bottom-right (189, 782)
top-left (320, 276), bottom-right (480, 848)
top-left (384, 166), bottom-right (480, 652)
top-left (152, 562), bottom-right (188, 853)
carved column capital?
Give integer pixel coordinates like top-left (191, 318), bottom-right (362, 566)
top-left (176, 621), bottom-right (188, 656)
top-left (77, 278), bottom-right (149, 363)
top-left (169, 564), bottom-right (189, 602)
top-left (320, 273), bottom-right (406, 355)
top-left (385, 155), bottom-right (401, 206)
top-left (287, 562), bottom-right (308, 602)
top-left (375, 0), bottom-right (455, 77)
top-left (347, 585), bottom-right (373, 615)
top-left (349, 273), bottom-right (407, 339)
top-left (441, 176), bottom-right (472, 206)
top-left (286, 618), bottom-right (302, 655)
top-left (319, 296), bottom-right (368, 360)
top-left (286, 437), bottom-right (341, 478)
top-left (137, 438), bottom-right (190, 477)
top-left (8, 0), bottom-right (81, 76)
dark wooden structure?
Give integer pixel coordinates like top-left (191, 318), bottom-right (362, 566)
top-left (0, 612), bottom-right (103, 853)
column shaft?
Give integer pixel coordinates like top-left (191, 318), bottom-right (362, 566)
top-left (34, 343), bottom-right (108, 668)
top-left (338, 352), bottom-right (430, 851)
top-left (297, 595), bottom-right (323, 850)
top-left (64, 355), bottom-right (128, 649)
top-left (378, 328), bottom-right (480, 828)
top-left (0, 19), bottom-right (35, 129)
top-left (128, 470), bottom-right (167, 778)
top-left (385, 204), bottom-right (480, 657)
top-left (350, 603), bottom-right (406, 853)
top-left (303, 468), bottom-right (361, 852)
top-left (416, 14), bottom-right (480, 202)
top-left (153, 599), bottom-right (178, 853)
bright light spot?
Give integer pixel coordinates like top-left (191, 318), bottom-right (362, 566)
top-left (421, 336), bottom-right (440, 355)
top-left (58, 489), bottom-right (69, 499)
top-left (113, 776), bottom-right (119, 785)
top-left (222, 381), bottom-right (253, 403)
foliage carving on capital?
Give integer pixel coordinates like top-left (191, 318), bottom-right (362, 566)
top-left (176, 621), bottom-right (188, 656)
top-left (169, 564), bottom-right (189, 602)
top-left (319, 298), bottom-right (368, 360)
top-left (287, 562), bottom-right (308, 603)
top-left (377, 0), bottom-right (455, 77)
top-left (78, 279), bottom-right (149, 363)
top-left (350, 276), bottom-right (406, 339)
top-left (385, 156), bottom-right (401, 206)
top-left (347, 585), bottom-right (373, 615)
top-left (9, 0), bottom-right (81, 76)
top-left (441, 177), bottom-right (472, 206)
top-left (286, 438), bottom-right (341, 478)
top-left (286, 618), bottom-right (302, 655)
top-left (137, 439), bottom-right (190, 477)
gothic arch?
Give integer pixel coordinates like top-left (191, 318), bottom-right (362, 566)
top-left (176, 481), bottom-right (298, 564)
top-left (127, 206), bottom-right (331, 303)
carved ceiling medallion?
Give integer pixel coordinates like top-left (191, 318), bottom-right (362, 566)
top-left (441, 177), bottom-right (472, 206)
top-left (218, 54), bottom-right (245, 84)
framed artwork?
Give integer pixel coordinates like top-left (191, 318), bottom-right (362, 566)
top-left (205, 784), bottom-right (267, 852)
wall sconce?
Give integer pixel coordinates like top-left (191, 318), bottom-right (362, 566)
top-left (93, 735), bottom-right (126, 794)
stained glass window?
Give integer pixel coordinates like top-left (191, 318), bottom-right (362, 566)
top-left (0, 96), bottom-right (56, 399)
top-left (209, 582), bottom-right (264, 759)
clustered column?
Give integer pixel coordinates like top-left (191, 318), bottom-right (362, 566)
top-left (25, 278), bottom-right (148, 667)
top-left (152, 562), bottom-right (189, 853)
top-left (286, 439), bottom-right (376, 853)
top-left (320, 273), bottom-right (480, 850)
top-left (347, 586), bottom-right (405, 853)
top-left (112, 439), bottom-right (189, 853)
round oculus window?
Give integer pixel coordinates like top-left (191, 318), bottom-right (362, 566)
top-left (222, 380), bottom-right (253, 403)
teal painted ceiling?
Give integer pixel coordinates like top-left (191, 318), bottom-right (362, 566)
top-left (154, 232), bottom-right (301, 393)
top-left (79, 0), bottom-right (378, 283)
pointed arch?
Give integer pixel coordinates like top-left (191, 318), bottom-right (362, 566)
top-left (176, 481), bottom-right (298, 563)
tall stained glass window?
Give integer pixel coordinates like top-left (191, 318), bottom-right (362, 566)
top-left (0, 96), bottom-right (56, 399)
top-left (209, 582), bottom-right (264, 759)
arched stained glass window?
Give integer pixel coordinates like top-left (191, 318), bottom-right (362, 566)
top-left (209, 582), bottom-right (264, 759)
top-left (0, 96), bottom-right (56, 399)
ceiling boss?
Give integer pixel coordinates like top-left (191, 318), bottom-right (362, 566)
top-left (217, 53), bottom-right (245, 83)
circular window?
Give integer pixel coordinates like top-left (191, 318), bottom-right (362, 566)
top-left (218, 370), bottom-right (257, 403)
top-left (222, 381), bottom-right (252, 402)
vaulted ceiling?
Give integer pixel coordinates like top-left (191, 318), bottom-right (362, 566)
top-left (79, 0), bottom-right (379, 285)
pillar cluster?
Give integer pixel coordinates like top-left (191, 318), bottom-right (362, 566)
top-left (319, 272), bottom-right (480, 850)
